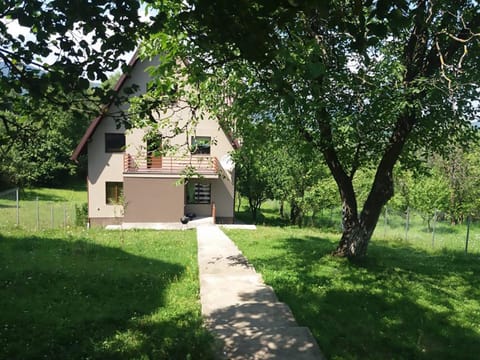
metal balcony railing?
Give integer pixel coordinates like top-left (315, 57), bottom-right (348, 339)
top-left (124, 154), bottom-right (219, 176)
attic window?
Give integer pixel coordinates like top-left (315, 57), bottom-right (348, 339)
top-left (191, 136), bottom-right (211, 155)
top-left (105, 133), bottom-right (125, 153)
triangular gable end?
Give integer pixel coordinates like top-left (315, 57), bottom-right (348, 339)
top-left (71, 52), bottom-right (239, 162)
top-left (70, 51), bottom-right (140, 162)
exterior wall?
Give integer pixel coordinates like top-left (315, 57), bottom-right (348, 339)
top-left (122, 103), bottom-right (236, 223)
top-left (212, 169), bottom-right (235, 219)
top-left (123, 177), bottom-right (184, 222)
top-left (87, 120), bottom-right (125, 220)
top-left (89, 217), bottom-right (123, 227)
top-left (86, 56), bottom-right (236, 225)
top-left (184, 174), bottom-right (234, 220)
top-left (87, 58), bottom-right (157, 222)
top-left (125, 106), bottom-right (235, 163)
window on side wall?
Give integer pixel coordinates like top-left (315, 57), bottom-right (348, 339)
top-left (106, 182), bottom-right (123, 205)
top-left (186, 182), bottom-right (211, 204)
top-left (191, 136), bottom-right (211, 155)
top-left (105, 133), bottom-right (125, 153)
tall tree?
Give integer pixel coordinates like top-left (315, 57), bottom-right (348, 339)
top-left (0, 90), bottom-right (92, 186)
top-left (138, 0), bottom-right (479, 259)
top-left (0, 0), bottom-right (150, 151)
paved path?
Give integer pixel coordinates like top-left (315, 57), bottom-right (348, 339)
top-left (197, 224), bottom-right (325, 360)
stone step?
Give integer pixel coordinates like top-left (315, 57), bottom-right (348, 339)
top-left (198, 253), bottom-right (258, 276)
top-left (205, 301), bottom-right (298, 330)
top-left (200, 275), bottom-right (277, 312)
top-left (210, 325), bottom-right (326, 360)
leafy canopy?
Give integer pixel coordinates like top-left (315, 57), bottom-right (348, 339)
top-left (134, 0), bottom-right (479, 257)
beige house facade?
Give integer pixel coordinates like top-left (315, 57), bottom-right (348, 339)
top-left (72, 55), bottom-right (236, 226)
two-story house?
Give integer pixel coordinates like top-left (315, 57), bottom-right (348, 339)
top-left (71, 54), bottom-right (236, 227)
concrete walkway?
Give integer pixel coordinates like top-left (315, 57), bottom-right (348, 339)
top-left (197, 224), bottom-right (325, 359)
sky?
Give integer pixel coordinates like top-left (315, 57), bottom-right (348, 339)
top-left (1, 5), bottom-right (149, 77)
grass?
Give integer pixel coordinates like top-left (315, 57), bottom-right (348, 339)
top-left (237, 199), bottom-right (480, 254)
top-left (0, 186), bottom-right (88, 230)
top-left (4, 186), bottom-right (478, 358)
top-left (225, 226), bottom-right (480, 360)
top-left (0, 227), bottom-right (214, 359)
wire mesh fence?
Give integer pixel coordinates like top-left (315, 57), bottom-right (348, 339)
top-left (309, 205), bottom-right (480, 254)
top-left (0, 188), bottom-right (86, 231)
top-left (373, 206), bottom-right (480, 254)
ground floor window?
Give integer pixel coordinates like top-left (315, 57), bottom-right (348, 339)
top-left (106, 182), bottom-right (123, 205)
top-left (186, 182), bottom-right (211, 204)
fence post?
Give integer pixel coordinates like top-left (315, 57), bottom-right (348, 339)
top-left (432, 209), bottom-right (437, 248)
top-left (15, 187), bottom-right (19, 226)
top-left (465, 216), bottom-right (471, 254)
top-left (63, 204), bottom-right (67, 229)
top-left (51, 203), bottom-right (54, 229)
top-left (405, 207), bottom-right (410, 241)
top-left (36, 197), bottom-right (40, 231)
top-left (384, 206), bottom-right (388, 238)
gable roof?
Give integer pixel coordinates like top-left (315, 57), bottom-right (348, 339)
top-left (71, 51), bottom-right (139, 161)
top-left (71, 52), bottom-right (239, 162)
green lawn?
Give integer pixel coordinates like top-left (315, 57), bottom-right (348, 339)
top-left (0, 186), bottom-right (88, 230)
top-left (225, 226), bottom-right (480, 360)
top-left (237, 200), bottom-right (480, 254)
top-left (0, 228), bottom-right (214, 359)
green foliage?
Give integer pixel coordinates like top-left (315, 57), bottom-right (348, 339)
top-left (435, 147), bottom-right (480, 222)
top-left (137, 0), bottom-right (480, 257)
top-left (0, 228), bottom-right (214, 359)
top-left (0, 91), bottom-right (92, 186)
top-left (0, 1), bottom-right (152, 172)
top-left (390, 143), bottom-right (480, 225)
top-left (0, 0), bottom-right (146, 98)
top-left (232, 123), bottom-right (272, 222)
top-left (226, 226), bottom-right (480, 359)
top-left (75, 203), bottom-right (88, 227)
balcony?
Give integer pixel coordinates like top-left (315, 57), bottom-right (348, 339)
top-left (124, 153), bottom-right (220, 177)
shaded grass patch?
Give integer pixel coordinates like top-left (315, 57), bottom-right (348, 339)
top-left (0, 228), bottom-right (214, 359)
top-left (225, 226), bottom-right (480, 359)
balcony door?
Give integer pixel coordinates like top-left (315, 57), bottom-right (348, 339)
top-left (147, 134), bottom-right (162, 169)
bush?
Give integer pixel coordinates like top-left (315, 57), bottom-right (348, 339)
top-left (75, 203), bottom-right (88, 227)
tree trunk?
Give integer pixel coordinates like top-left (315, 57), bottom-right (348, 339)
top-left (236, 192), bottom-right (242, 213)
top-left (290, 201), bottom-right (302, 225)
top-left (248, 197), bottom-right (261, 223)
top-left (308, 2), bottom-right (474, 260)
top-left (334, 220), bottom-right (372, 259)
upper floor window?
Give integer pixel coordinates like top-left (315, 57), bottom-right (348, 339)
top-left (105, 133), bottom-right (125, 153)
top-left (146, 133), bottom-right (162, 156)
top-left (191, 136), bottom-right (211, 155)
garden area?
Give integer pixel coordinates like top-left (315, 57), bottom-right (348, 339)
top-left (0, 226), bottom-right (214, 359)
top-left (226, 225), bottom-right (480, 359)
top-left (2, 1), bottom-right (480, 359)
top-left (1, 187), bottom-right (480, 359)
